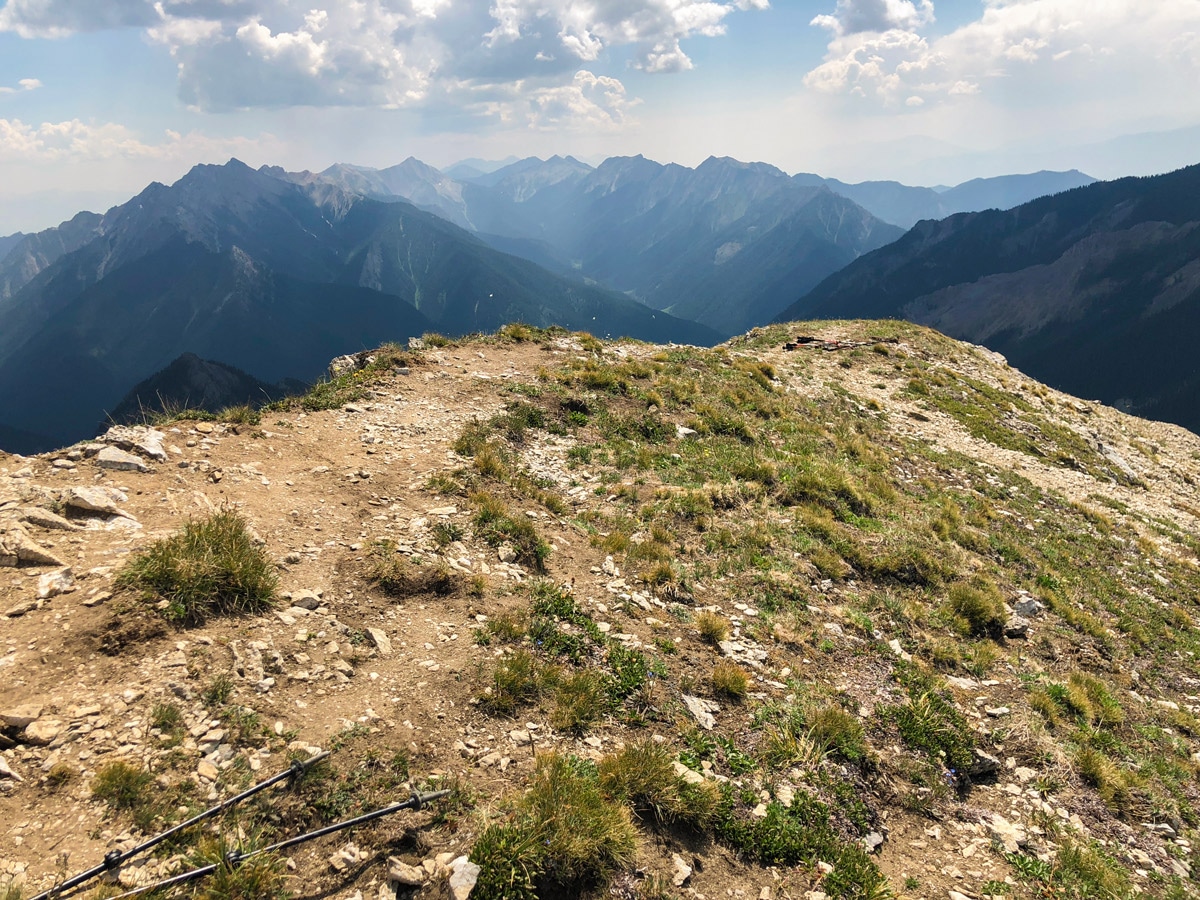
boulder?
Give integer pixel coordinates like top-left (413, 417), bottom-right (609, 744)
top-left (291, 590), bottom-right (322, 611)
top-left (447, 856), bottom-right (481, 900)
top-left (1012, 596), bottom-right (1045, 618)
top-left (1, 704), bottom-right (43, 728)
top-left (96, 446), bottom-right (149, 472)
top-left (367, 628), bottom-right (393, 656)
top-left (101, 425), bottom-right (168, 461)
top-left (65, 486), bottom-right (133, 518)
top-left (18, 507), bottom-right (81, 531)
top-left (0, 755), bottom-right (22, 781)
top-left (986, 813), bottom-right (1027, 854)
top-left (1004, 615), bottom-right (1030, 639)
top-left (0, 527), bottom-right (65, 567)
top-left (23, 718), bottom-right (63, 746)
top-left (968, 749), bottom-right (1001, 779)
top-left (37, 567), bottom-right (75, 599)
top-left (328, 355), bottom-right (361, 379)
top-left (672, 853), bottom-right (692, 887)
top-left (682, 694), bottom-right (719, 730)
top-left (387, 858), bottom-right (426, 887)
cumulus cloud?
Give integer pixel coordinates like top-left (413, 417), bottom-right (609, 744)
top-left (806, 0), bottom-right (1200, 108)
top-left (811, 0), bottom-right (934, 36)
top-left (2, 0), bottom-right (767, 124)
top-left (526, 69), bottom-right (636, 129)
top-left (0, 0), bottom-right (157, 38)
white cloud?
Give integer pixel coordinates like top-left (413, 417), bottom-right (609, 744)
top-left (526, 69), bottom-right (636, 130)
top-left (811, 0), bottom-right (934, 36)
top-left (806, 0), bottom-right (1200, 108)
top-left (0, 116), bottom-right (272, 162)
top-left (0, 0), bottom-right (157, 38)
top-left (0, 78), bottom-right (43, 95)
top-left (3, 0), bottom-right (768, 120)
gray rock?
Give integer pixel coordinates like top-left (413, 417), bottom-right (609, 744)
top-left (18, 507), bottom-right (82, 531)
top-left (1012, 597), bottom-right (1045, 618)
top-left (96, 446), bottom-right (149, 472)
top-left (367, 628), bottom-right (393, 656)
top-left (863, 832), bottom-right (885, 853)
top-left (291, 590), bottom-right (321, 611)
top-left (64, 486), bottom-right (133, 519)
top-left (672, 853), bottom-right (692, 887)
top-left (4, 599), bottom-right (38, 617)
top-left (968, 749), bottom-right (1001, 779)
top-left (328, 354), bottom-right (360, 379)
top-left (682, 694), bottom-right (719, 730)
top-left (672, 761), bottom-right (704, 785)
top-left (0, 527), bottom-right (65, 567)
top-left (496, 542), bottom-right (517, 563)
top-left (387, 858), bottom-right (426, 887)
top-left (986, 813), bottom-right (1027, 854)
top-left (23, 718), bottom-right (63, 746)
top-left (36, 567), bottom-right (75, 599)
top-left (1004, 615), bottom-right (1030, 639)
top-left (0, 755), bottom-right (22, 781)
top-left (447, 856), bottom-right (481, 900)
top-left (102, 425), bottom-right (168, 461)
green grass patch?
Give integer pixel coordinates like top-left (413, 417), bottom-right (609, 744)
top-left (116, 510), bottom-right (277, 625)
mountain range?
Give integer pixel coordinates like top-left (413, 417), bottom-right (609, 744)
top-left (297, 156), bottom-right (1092, 336)
top-left (0, 160), bottom-right (716, 449)
top-left (0, 151), bottom-right (1135, 454)
top-left (793, 169), bottom-right (1096, 229)
top-left (778, 163), bottom-right (1200, 433)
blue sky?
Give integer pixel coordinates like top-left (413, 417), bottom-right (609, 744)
top-left (2, 0), bottom-right (1200, 232)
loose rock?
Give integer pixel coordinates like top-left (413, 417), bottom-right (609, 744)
top-left (367, 628), bottom-right (393, 656)
top-left (447, 856), bottom-right (481, 900)
top-left (96, 446), bottom-right (149, 472)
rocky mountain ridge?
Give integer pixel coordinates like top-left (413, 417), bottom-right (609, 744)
top-left (2, 321), bottom-right (1200, 900)
top-left (777, 163), bottom-right (1200, 436)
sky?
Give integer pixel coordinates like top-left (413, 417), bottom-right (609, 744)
top-left (2, 0), bottom-right (1200, 233)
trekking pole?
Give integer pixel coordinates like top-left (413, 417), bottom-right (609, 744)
top-left (31, 751), bottom-right (331, 900)
top-left (101, 788), bottom-right (452, 900)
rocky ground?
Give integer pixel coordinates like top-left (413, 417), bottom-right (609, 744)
top-left (2, 323), bottom-right (1200, 900)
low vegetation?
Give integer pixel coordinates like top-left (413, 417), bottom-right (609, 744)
top-left (15, 321), bottom-right (1200, 900)
top-left (116, 509), bottom-right (277, 624)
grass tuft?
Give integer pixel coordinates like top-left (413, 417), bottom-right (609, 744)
top-left (116, 510), bottom-right (276, 625)
top-left (92, 760), bottom-right (155, 812)
top-left (695, 611), bottom-right (730, 645)
top-left (472, 491), bottom-right (551, 572)
top-left (471, 753), bottom-right (636, 899)
top-left (711, 662), bottom-right (750, 700)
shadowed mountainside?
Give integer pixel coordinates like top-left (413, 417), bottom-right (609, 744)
top-left (0, 160), bottom-right (717, 451)
top-left (778, 163), bottom-right (1200, 433)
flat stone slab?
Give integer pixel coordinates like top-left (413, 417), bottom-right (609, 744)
top-left (96, 446), bottom-right (149, 472)
top-left (1, 704), bottom-right (43, 728)
top-left (102, 425), bottom-right (168, 461)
